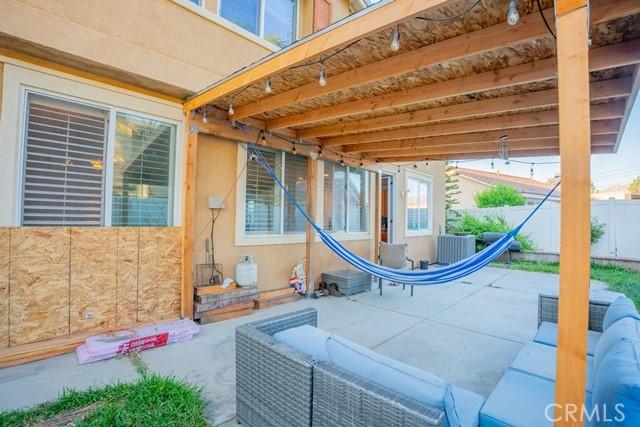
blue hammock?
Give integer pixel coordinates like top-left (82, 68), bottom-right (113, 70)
top-left (246, 144), bottom-right (559, 285)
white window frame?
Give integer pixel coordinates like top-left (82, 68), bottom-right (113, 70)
top-left (405, 170), bottom-right (433, 237)
top-left (235, 145), bottom-right (307, 246)
top-left (217, 0), bottom-right (298, 47)
top-left (317, 160), bottom-right (374, 242)
top-left (18, 88), bottom-right (182, 227)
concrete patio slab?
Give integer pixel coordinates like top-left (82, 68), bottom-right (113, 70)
top-left (0, 267), bottom-right (613, 426)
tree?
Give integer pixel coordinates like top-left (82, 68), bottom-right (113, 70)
top-left (629, 176), bottom-right (640, 194)
top-left (475, 184), bottom-right (526, 208)
top-left (445, 164), bottom-right (462, 231)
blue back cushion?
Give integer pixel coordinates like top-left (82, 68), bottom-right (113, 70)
top-left (594, 317), bottom-right (640, 374)
top-left (592, 338), bottom-right (640, 426)
top-left (603, 297), bottom-right (640, 331)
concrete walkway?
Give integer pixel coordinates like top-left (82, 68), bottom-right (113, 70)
top-left (0, 267), bottom-right (607, 425)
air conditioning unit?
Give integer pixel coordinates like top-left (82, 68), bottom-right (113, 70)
top-left (437, 234), bottom-right (476, 265)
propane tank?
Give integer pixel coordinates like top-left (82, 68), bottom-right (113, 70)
top-left (235, 255), bottom-right (258, 287)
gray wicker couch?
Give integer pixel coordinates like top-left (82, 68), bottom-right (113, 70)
top-left (236, 308), bottom-right (446, 427)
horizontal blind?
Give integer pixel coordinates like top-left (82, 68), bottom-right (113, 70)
top-left (323, 162), bottom-right (347, 232)
top-left (22, 94), bottom-right (107, 226)
top-left (245, 148), bottom-right (281, 234)
top-left (348, 168), bottom-right (368, 232)
top-left (111, 113), bottom-right (175, 226)
top-left (284, 153), bottom-right (308, 234)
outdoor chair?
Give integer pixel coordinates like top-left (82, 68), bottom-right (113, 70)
top-left (378, 241), bottom-right (415, 296)
top-left (481, 232), bottom-right (521, 263)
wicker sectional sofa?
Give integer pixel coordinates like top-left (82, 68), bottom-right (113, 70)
top-left (236, 308), bottom-right (468, 426)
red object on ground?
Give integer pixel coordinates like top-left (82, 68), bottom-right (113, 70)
top-left (116, 332), bottom-right (169, 355)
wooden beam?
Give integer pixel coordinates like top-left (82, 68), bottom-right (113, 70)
top-left (342, 120), bottom-right (620, 154)
top-left (554, 2), bottom-right (591, 425)
top-left (365, 134), bottom-right (616, 159)
top-left (377, 145), bottom-right (614, 162)
top-left (322, 101), bottom-right (625, 146)
top-left (193, 115), bottom-right (379, 172)
top-left (232, 0), bottom-right (638, 121)
top-left (183, 0), bottom-right (458, 112)
top-left (181, 122), bottom-right (198, 319)
top-left (305, 157), bottom-right (317, 294)
top-left (266, 39), bottom-right (639, 130)
top-left (298, 77), bottom-right (631, 138)
top-left (0, 48), bottom-right (184, 104)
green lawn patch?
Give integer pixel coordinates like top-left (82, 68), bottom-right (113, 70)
top-left (493, 260), bottom-right (640, 308)
top-left (0, 373), bottom-right (209, 427)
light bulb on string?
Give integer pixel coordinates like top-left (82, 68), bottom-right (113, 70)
top-left (261, 132), bottom-right (267, 145)
top-left (228, 103), bottom-right (235, 116)
top-left (530, 163), bottom-right (534, 178)
top-left (390, 25), bottom-right (400, 52)
top-left (318, 63), bottom-right (327, 87)
top-left (507, 0), bottom-right (519, 26)
top-left (202, 110), bottom-right (208, 123)
top-left (491, 158), bottom-right (495, 169)
top-left (264, 77), bottom-right (272, 94)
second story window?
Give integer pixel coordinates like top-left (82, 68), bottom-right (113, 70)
top-left (219, 0), bottom-right (297, 48)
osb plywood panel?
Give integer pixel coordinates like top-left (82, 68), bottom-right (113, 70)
top-left (138, 228), bottom-right (181, 322)
top-left (116, 228), bottom-right (139, 327)
top-left (70, 228), bottom-right (117, 335)
top-left (0, 228), bottom-right (9, 348)
top-left (9, 228), bottom-right (70, 346)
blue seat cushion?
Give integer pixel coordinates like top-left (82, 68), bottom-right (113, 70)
top-left (510, 341), bottom-right (595, 392)
top-left (592, 337), bottom-right (640, 426)
top-left (593, 317), bottom-right (640, 374)
top-left (480, 369), bottom-right (592, 427)
top-left (534, 321), bottom-right (601, 356)
top-left (274, 325), bottom-right (484, 427)
top-left (602, 297), bottom-right (640, 331)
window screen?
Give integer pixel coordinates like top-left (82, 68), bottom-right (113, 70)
top-left (348, 168), bottom-right (368, 232)
top-left (22, 94), bottom-right (108, 226)
top-left (323, 162), bottom-right (347, 232)
top-left (245, 148), bottom-right (282, 234)
top-left (283, 153), bottom-right (307, 234)
top-left (111, 113), bottom-right (175, 226)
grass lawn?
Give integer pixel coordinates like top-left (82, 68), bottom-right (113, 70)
top-left (493, 260), bottom-right (640, 307)
top-left (0, 373), bottom-right (209, 427)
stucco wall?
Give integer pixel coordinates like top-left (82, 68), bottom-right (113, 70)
top-left (456, 176), bottom-right (489, 209)
top-left (194, 135), bottom-right (446, 290)
top-left (0, 0), bottom-right (272, 95)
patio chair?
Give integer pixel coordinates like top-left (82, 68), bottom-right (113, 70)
top-left (378, 242), bottom-right (415, 296)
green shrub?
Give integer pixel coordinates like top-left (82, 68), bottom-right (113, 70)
top-left (450, 213), bottom-right (535, 251)
top-left (591, 217), bottom-right (606, 245)
top-left (475, 184), bottom-right (526, 208)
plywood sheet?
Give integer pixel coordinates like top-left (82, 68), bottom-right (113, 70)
top-left (0, 228), bottom-right (10, 348)
top-left (70, 228), bottom-right (117, 335)
top-left (138, 227), bottom-right (181, 322)
top-left (9, 228), bottom-right (70, 346)
top-left (116, 228), bottom-right (139, 327)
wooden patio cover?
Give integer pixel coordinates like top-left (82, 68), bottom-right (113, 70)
top-left (182, 0), bottom-right (640, 424)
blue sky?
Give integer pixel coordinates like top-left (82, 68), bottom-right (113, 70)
top-left (456, 95), bottom-right (640, 190)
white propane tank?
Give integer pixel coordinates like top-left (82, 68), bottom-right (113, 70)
top-left (235, 255), bottom-right (258, 287)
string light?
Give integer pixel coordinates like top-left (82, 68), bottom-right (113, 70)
top-left (292, 141), bottom-right (297, 154)
top-left (530, 163), bottom-right (535, 178)
top-left (390, 25), bottom-right (401, 52)
top-left (202, 110), bottom-right (208, 123)
top-left (264, 77), bottom-right (272, 94)
top-left (261, 132), bottom-right (267, 145)
top-left (359, 159), bottom-right (364, 167)
top-left (318, 63), bottom-right (327, 87)
top-left (507, 0), bottom-right (519, 26)
top-left (340, 157), bottom-right (344, 165)
top-left (228, 103), bottom-right (235, 116)
top-left (413, 164), bottom-right (418, 169)
top-left (491, 158), bottom-right (495, 169)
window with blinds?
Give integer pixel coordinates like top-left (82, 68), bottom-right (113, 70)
top-left (323, 162), bottom-right (369, 233)
top-left (243, 148), bottom-right (308, 236)
top-left (111, 113), bottom-right (176, 226)
top-left (283, 153), bottom-right (308, 234)
top-left (245, 148), bottom-right (282, 234)
top-left (22, 94), bottom-right (108, 226)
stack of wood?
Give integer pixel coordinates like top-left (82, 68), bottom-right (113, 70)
top-left (194, 284), bottom-right (258, 324)
top-left (254, 287), bottom-right (301, 309)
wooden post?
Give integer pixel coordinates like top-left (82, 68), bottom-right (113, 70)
top-left (181, 121), bottom-right (198, 318)
top-left (305, 157), bottom-right (317, 295)
top-left (554, 1), bottom-right (591, 425)
top-left (374, 171), bottom-right (382, 261)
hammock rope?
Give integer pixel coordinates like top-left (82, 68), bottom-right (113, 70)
top-left (245, 144), bottom-right (560, 285)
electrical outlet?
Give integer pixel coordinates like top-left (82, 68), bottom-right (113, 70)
top-left (85, 311), bottom-right (95, 320)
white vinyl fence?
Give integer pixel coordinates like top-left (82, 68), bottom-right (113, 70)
top-left (455, 200), bottom-right (640, 261)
